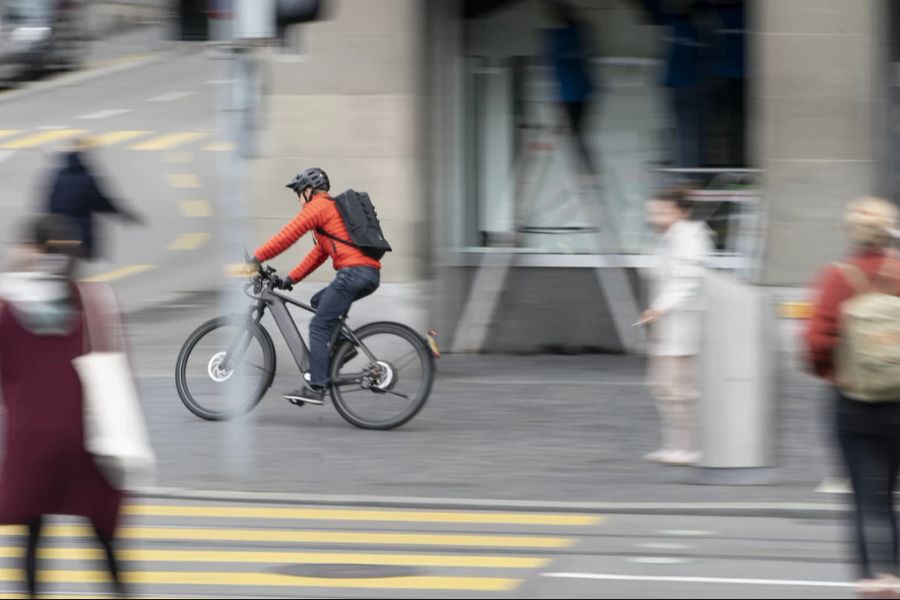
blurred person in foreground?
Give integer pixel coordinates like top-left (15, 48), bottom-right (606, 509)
top-left (543, 0), bottom-right (597, 175)
top-left (45, 138), bottom-right (144, 260)
top-left (0, 216), bottom-right (125, 598)
top-left (641, 187), bottom-right (713, 465)
top-left (805, 197), bottom-right (900, 598)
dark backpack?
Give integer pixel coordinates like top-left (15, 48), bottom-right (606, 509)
top-left (317, 190), bottom-right (392, 260)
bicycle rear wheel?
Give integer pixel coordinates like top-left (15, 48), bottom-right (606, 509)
top-left (329, 322), bottom-right (434, 430)
top-left (175, 317), bottom-right (276, 421)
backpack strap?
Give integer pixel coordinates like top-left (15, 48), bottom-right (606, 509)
top-left (316, 227), bottom-right (358, 249)
top-left (873, 257), bottom-right (900, 295)
top-left (317, 194), bottom-right (360, 249)
top-left (833, 262), bottom-right (872, 295)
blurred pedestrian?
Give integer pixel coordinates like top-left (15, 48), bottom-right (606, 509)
top-left (708, 0), bottom-right (746, 166)
top-left (543, 0), bottom-right (597, 174)
top-left (0, 215), bottom-right (126, 598)
top-left (639, 0), bottom-right (707, 169)
top-left (641, 187), bottom-right (713, 465)
top-left (805, 197), bottom-right (900, 597)
top-left (45, 138), bottom-right (144, 260)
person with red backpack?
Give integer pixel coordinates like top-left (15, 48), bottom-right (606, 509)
top-left (805, 196), bottom-right (900, 597)
top-left (250, 168), bottom-right (387, 405)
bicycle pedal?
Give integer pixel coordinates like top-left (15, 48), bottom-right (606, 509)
top-left (284, 395), bottom-right (324, 407)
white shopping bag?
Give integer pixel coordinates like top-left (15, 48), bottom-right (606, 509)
top-left (74, 284), bottom-right (156, 491)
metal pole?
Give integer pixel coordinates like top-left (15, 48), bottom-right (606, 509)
top-left (215, 0), bottom-right (265, 479)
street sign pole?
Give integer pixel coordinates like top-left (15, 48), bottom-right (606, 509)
top-left (213, 0), bottom-right (324, 479)
top-left (215, 0), bottom-right (274, 479)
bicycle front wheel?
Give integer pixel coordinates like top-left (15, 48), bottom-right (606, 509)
top-left (175, 317), bottom-right (276, 421)
top-left (329, 322), bottom-right (435, 430)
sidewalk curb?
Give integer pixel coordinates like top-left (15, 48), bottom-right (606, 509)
top-left (135, 487), bottom-right (848, 519)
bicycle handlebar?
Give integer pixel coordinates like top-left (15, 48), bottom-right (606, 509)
top-left (244, 262), bottom-right (278, 298)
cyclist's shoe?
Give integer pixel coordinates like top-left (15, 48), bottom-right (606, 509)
top-left (283, 383), bottom-right (325, 406)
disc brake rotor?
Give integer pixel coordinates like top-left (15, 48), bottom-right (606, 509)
top-left (208, 352), bottom-right (235, 383)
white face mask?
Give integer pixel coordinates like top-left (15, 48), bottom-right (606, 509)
top-left (0, 269), bottom-right (70, 308)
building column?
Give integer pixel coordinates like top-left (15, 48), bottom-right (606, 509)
top-left (251, 0), bottom-right (428, 287)
top-left (753, 0), bottom-right (888, 285)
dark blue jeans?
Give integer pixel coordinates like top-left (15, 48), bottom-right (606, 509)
top-left (308, 267), bottom-right (380, 387)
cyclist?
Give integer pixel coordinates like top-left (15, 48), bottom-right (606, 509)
top-left (249, 168), bottom-right (381, 405)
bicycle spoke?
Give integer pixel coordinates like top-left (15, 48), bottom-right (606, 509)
top-left (394, 350), bottom-right (422, 372)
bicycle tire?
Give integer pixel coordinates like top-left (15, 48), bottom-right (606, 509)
top-left (175, 316), bottom-right (276, 421)
top-left (329, 322), bottom-right (435, 430)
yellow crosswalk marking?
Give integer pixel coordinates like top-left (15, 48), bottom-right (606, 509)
top-left (0, 524), bottom-right (572, 549)
top-left (225, 262), bottom-right (255, 278)
top-left (0, 130), bottom-right (22, 141)
top-left (0, 129), bottom-right (87, 149)
top-left (167, 173), bottom-right (201, 189)
top-left (0, 569), bottom-right (520, 592)
top-left (779, 301), bottom-right (812, 319)
top-left (0, 501), bottom-right (589, 595)
top-left (167, 233), bottom-right (210, 251)
top-left (131, 132), bottom-right (209, 151)
top-left (80, 264), bottom-right (155, 283)
top-left (126, 504), bottom-right (602, 526)
top-left (0, 595), bottom-right (105, 599)
top-left (0, 547), bottom-right (548, 569)
top-left (179, 200), bottom-right (212, 217)
top-left (89, 131), bottom-right (151, 147)
top-left (203, 141), bottom-right (234, 152)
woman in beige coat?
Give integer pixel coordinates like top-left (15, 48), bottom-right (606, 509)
top-left (642, 188), bottom-right (713, 466)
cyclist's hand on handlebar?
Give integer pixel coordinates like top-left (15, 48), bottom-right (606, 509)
top-left (273, 275), bottom-right (294, 291)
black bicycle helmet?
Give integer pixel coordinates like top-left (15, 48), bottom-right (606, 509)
top-left (286, 168), bottom-right (330, 194)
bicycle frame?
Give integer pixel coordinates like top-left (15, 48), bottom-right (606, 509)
top-left (228, 284), bottom-right (378, 387)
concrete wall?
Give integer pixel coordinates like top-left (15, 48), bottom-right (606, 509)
top-left (425, 0), bottom-right (469, 339)
top-left (250, 0), bottom-right (428, 288)
top-left (754, 0), bottom-right (887, 285)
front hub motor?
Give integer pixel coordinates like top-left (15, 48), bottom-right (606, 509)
top-left (208, 352), bottom-right (235, 383)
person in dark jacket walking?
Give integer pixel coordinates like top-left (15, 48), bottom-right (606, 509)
top-left (544, 0), bottom-right (597, 174)
top-left (640, 0), bottom-right (707, 169)
top-left (45, 139), bottom-right (143, 260)
top-left (0, 215), bottom-right (126, 598)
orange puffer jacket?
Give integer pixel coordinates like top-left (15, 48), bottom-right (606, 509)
top-left (254, 192), bottom-right (381, 283)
